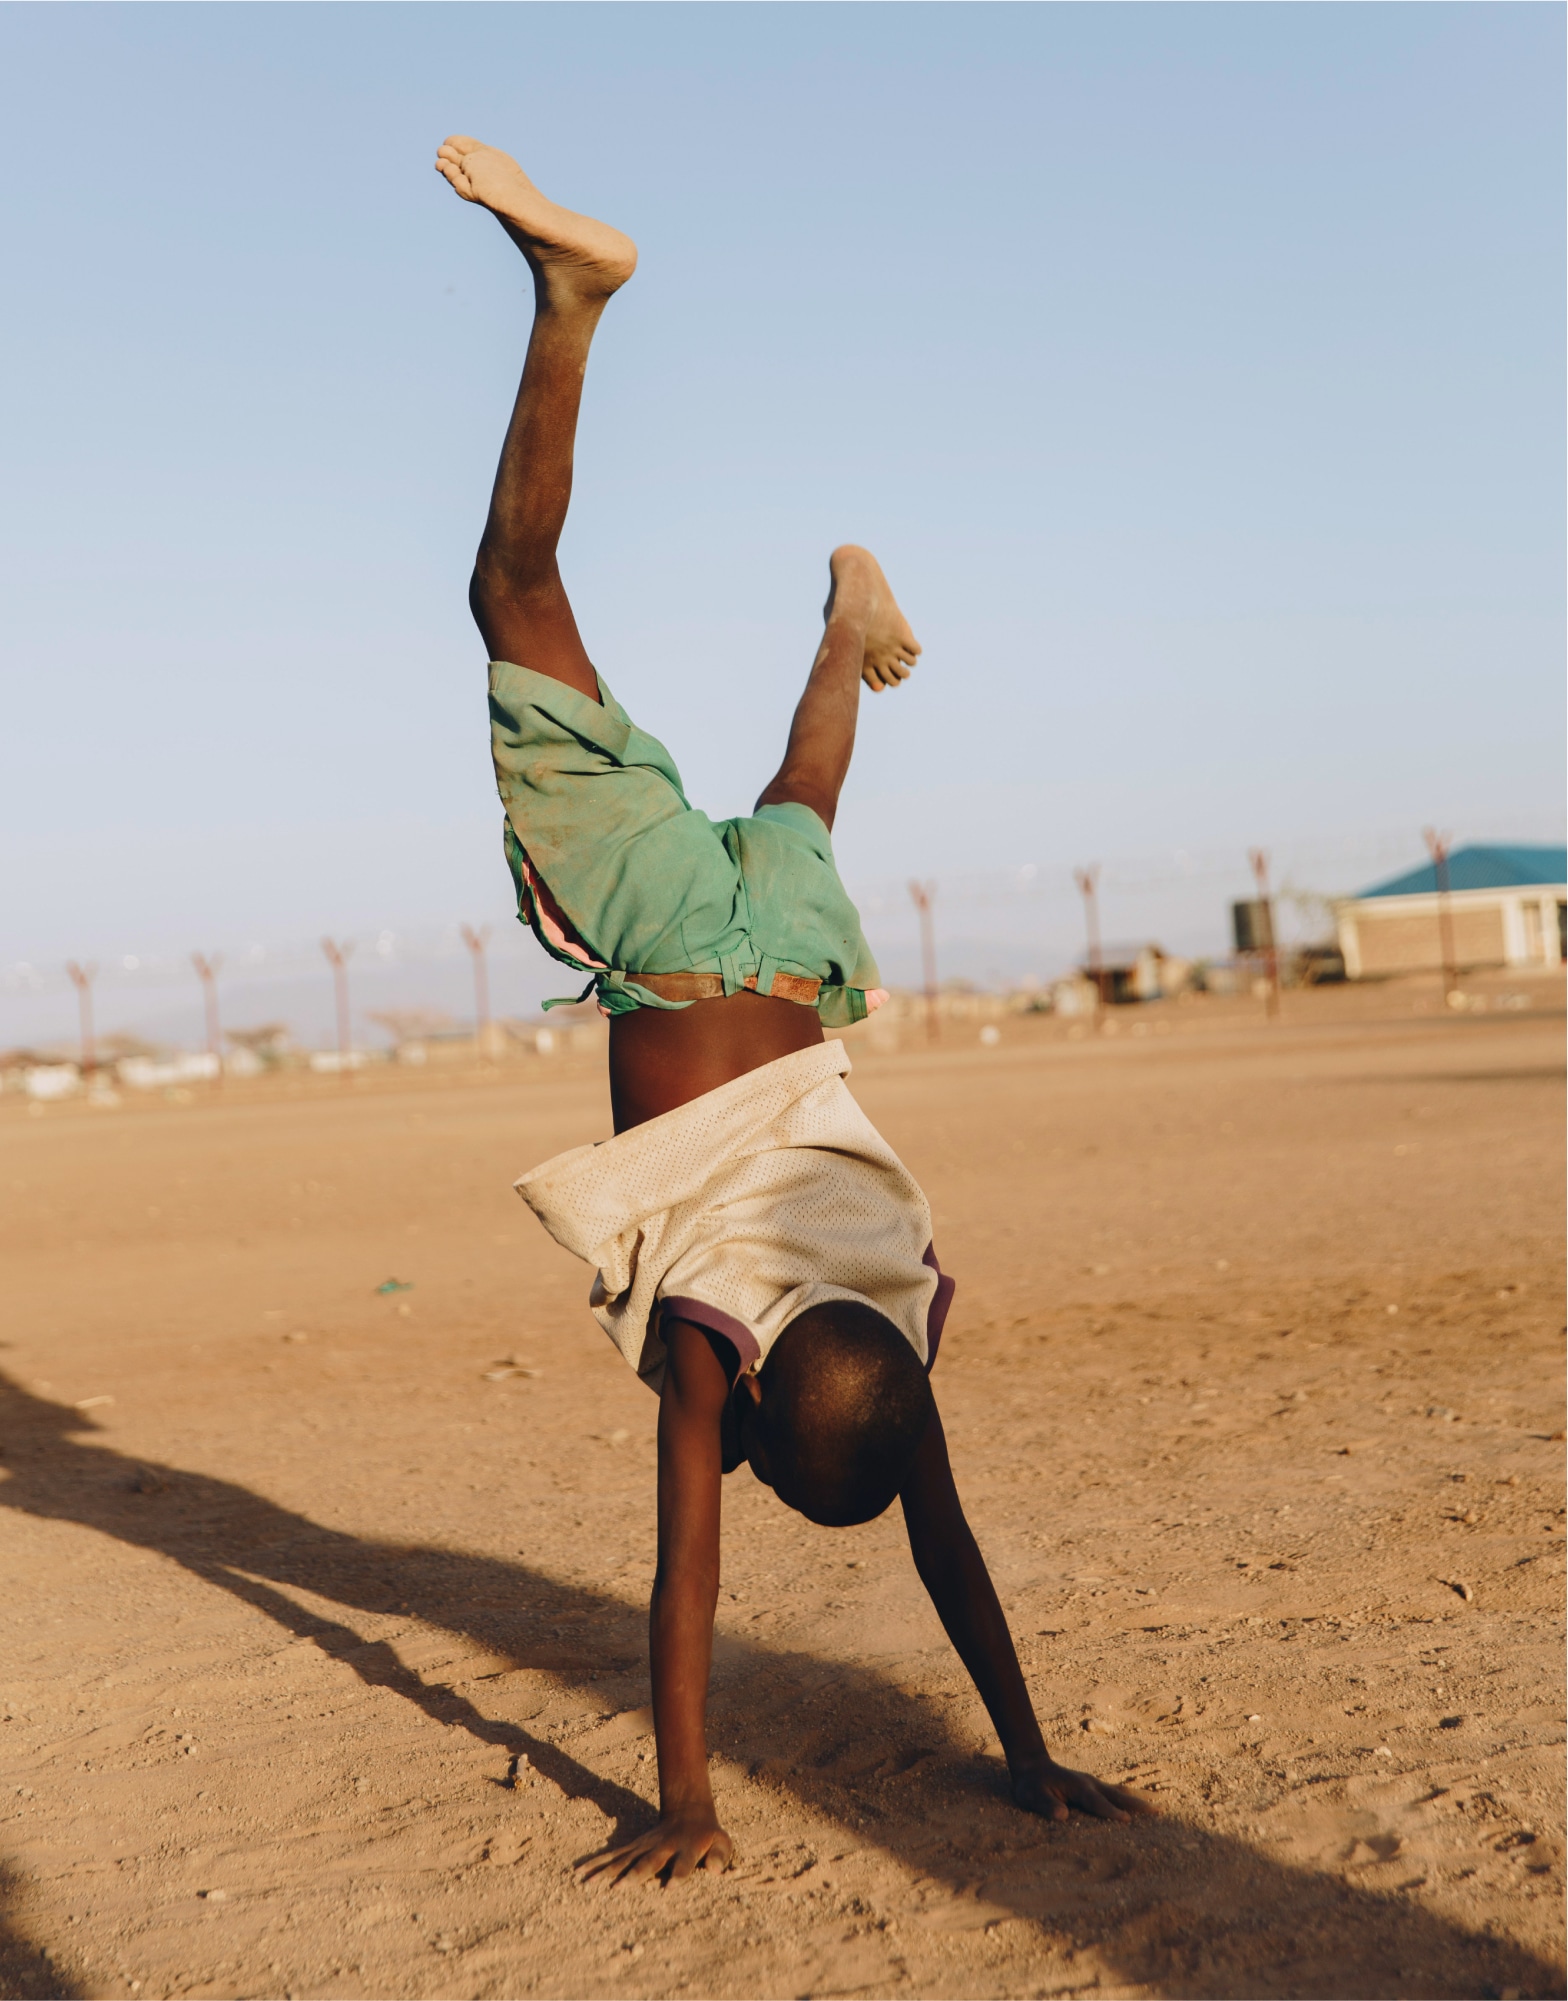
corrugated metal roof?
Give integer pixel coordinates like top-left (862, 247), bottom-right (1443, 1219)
top-left (1357, 844), bottom-right (1567, 900)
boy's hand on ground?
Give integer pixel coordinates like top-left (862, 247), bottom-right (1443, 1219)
top-left (579, 1809), bottom-right (734, 1887)
top-left (1009, 1751), bottom-right (1157, 1825)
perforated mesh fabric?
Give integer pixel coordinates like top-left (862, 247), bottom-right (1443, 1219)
top-left (514, 1041), bottom-right (938, 1393)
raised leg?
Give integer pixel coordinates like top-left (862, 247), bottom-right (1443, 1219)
top-left (754, 547), bottom-right (922, 831)
top-left (436, 136), bottom-right (638, 701)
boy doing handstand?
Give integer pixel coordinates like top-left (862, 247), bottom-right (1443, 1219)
top-left (436, 135), bottom-right (1152, 1885)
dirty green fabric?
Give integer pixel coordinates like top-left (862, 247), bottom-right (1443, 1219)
top-left (487, 659), bottom-right (881, 1027)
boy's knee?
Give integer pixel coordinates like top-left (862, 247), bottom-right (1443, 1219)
top-left (754, 773), bottom-right (839, 829)
top-left (470, 551), bottom-right (558, 617)
top-left (467, 565), bottom-right (498, 628)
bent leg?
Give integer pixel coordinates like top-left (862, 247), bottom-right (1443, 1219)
top-left (436, 137), bottom-right (637, 700)
top-left (755, 546), bottom-right (921, 831)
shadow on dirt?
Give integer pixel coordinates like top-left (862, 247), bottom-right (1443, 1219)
top-left (0, 1861), bottom-right (80, 2001)
top-left (1, 1371), bottom-right (1560, 2001)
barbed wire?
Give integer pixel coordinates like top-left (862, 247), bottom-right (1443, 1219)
top-left (847, 824), bottom-right (1444, 915)
top-left (4, 817), bottom-right (1558, 1003)
top-left (0, 923), bottom-right (540, 1002)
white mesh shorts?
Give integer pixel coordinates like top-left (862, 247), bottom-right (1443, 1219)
top-left (513, 1040), bottom-right (954, 1393)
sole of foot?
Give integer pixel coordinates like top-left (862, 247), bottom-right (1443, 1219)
top-left (829, 545), bottom-right (922, 692)
top-left (435, 136), bottom-right (637, 301)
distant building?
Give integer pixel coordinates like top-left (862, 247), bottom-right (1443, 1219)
top-left (0, 1051), bottom-right (79, 1098)
top-left (118, 1052), bottom-right (221, 1090)
top-left (1336, 845), bottom-right (1567, 979)
top-left (1080, 944), bottom-right (1192, 1005)
top-left (21, 1062), bottom-right (81, 1100)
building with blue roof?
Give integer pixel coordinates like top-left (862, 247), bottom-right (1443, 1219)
top-left (1336, 845), bottom-right (1566, 979)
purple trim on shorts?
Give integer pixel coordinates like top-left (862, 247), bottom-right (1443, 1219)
top-left (664, 1252), bottom-right (954, 1381)
top-left (660, 1297), bottom-right (763, 1375)
top-left (923, 1243), bottom-right (955, 1372)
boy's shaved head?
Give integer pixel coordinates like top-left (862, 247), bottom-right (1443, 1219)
top-left (748, 1300), bottom-right (932, 1526)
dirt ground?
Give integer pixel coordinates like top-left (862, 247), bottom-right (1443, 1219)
top-left (2, 974), bottom-right (1564, 2001)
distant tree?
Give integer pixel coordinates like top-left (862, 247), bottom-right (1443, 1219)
top-left (226, 1024), bottom-right (294, 1069)
top-left (1277, 883), bottom-right (1338, 944)
top-left (97, 1031), bottom-right (163, 1060)
top-left (366, 1008), bottom-right (455, 1046)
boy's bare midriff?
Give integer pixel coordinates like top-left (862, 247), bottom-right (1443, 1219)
top-left (609, 992), bottom-right (824, 1131)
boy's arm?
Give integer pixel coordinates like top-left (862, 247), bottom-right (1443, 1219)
top-left (581, 1319), bottom-right (735, 1884)
top-left (900, 1404), bottom-right (1152, 1823)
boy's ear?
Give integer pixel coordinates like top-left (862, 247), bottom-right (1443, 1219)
top-left (719, 1396), bottom-right (744, 1474)
top-left (735, 1373), bottom-right (774, 1486)
top-left (720, 1373), bottom-right (759, 1474)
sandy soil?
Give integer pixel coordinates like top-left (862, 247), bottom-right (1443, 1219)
top-left (2, 977), bottom-right (1563, 2001)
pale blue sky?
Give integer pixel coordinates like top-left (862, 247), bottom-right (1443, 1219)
top-left (2, 4), bottom-right (1562, 1046)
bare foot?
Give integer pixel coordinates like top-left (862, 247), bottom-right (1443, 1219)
top-left (827, 545), bottom-right (922, 692)
top-left (434, 136), bottom-right (637, 304)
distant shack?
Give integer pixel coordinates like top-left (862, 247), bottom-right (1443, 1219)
top-left (1335, 844), bottom-right (1566, 979)
top-left (1080, 943), bottom-right (1192, 1006)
